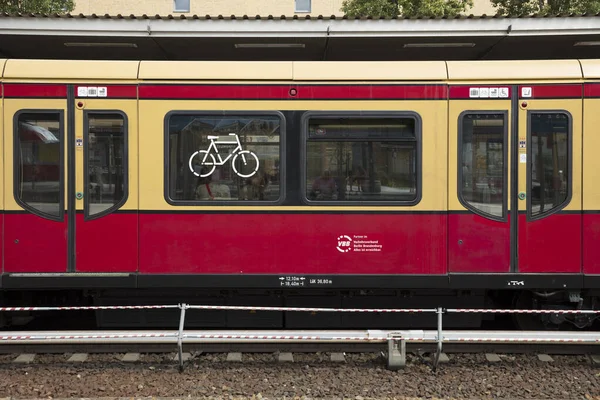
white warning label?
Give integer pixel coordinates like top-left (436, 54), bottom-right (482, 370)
top-left (337, 234), bottom-right (382, 253)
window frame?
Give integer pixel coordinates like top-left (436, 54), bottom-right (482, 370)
top-left (163, 110), bottom-right (286, 206)
top-left (526, 110), bottom-right (573, 222)
top-left (13, 109), bottom-right (65, 222)
top-left (173, 0), bottom-right (190, 12)
top-left (83, 110), bottom-right (129, 221)
top-left (295, 0), bottom-right (311, 13)
top-left (457, 110), bottom-right (508, 222)
top-left (301, 111), bottom-right (422, 206)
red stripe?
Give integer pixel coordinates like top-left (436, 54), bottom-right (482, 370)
top-left (75, 85), bottom-right (137, 98)
top-left (449, 86), bottom-right (512, 100)
top-left (518, 84), bottom-right (581, 99)
top-left (139, 85), bottom-right (448, 100)
top-left (4, 84), bottom-right (67, 98)
top-left (584, 83), bottom-right (600, 98)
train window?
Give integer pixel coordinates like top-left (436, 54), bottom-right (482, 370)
top-left (304, 115), bottom-right (419, 204)
top-left (14, 111), bottom-right (64, 220)
top-left (166, 113), bottom-right (282, 203)
top-left (529, 112), bottom-right (571, 219)
top-left (85, 112), bottom-right (128, 219)
top-left (459, 113), bottom-right (506, 220)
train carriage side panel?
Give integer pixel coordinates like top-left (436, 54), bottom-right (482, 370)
top-left (136, 61), bottom-right (449, 287)
top-left (0, 59), bottom-right (6, 275)
top-left (581, 60), bottom-right (600, 277)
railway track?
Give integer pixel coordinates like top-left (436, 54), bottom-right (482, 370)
top-left (1, 344), bottom-right (599, 399)
top-left (1, 329), bottom-right (599, 362)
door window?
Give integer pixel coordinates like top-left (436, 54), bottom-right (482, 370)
top-left (85, 112), bottom-right (127, 219)
top-left (14, 111), bottom-right (64, 220)
top-left (458, 112), bottom-right (507, 220)
top-left (529, 112), bottom-right (571, 219)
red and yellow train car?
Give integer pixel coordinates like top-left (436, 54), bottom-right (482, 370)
top-left (1, 58), bottom-right (599, 330)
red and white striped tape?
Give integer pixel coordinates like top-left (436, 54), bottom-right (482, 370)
top-left (184, 334), bottom-right (388, 341)
top-left (187, 305), bottom-right (436, 313)
top-left (446, 337), bottom-right (600, 343)
top-left (448, 309), bottom-right (600, 314)
top-left (0, 333), bottom-right (175, 341)
top-left (0, 305), bottom-right (178, 312)
top-left (1, 304), bottom-right (599, 315)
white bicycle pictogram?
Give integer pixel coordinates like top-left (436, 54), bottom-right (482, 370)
top-left (188, 133), bottom-right (260, 178)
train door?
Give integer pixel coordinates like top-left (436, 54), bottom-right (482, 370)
top-left (4, 85), bottom-right (69, 272)
top-left (4, 83), bottom-right (138, 273)
top-left (516, 85), bottom-right (582, 273)
top-left (449, 84), bottom-right (582, 275)
top-left (449, 86), bottom-right (512, 273)
top-left (73, 86), bottom-right (138, 272)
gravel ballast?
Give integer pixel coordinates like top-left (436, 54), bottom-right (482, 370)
top-left (0, 352), bottom-right (598, 399)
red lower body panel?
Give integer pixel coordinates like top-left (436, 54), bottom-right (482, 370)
top-left (139, 213), bottom-right (447, 274)
top-left (448, 213), bottom-right (510, 273)
top-left (4, 213), bottom-right (67, 273)
top-left (2, 211), bottom-right (584, 276)
top-left (518, 213), bottom-right (581, 273)
top-left (75, 212), bottom-right (138, 272)
top-left (584, 214), bottom-right (600, 275)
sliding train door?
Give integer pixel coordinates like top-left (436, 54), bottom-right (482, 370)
top-left (3, 82), bottom-right (138, 274)
top-left (448, 86), bottom-right (512, 273)
top-left (73, 85), bottom-right (138, 272)
top-left (4, 85), bottom-right (68, 272)
top-left (516, 85), bottom-right (582, 273)
top-left (449, 83), bottom-right (582, 276)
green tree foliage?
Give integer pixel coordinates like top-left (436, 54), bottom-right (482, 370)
top-left (341, 0), bottom-right (473, 17)
top-left (0, 0), bottom-right (74, 14)
top-left (491, 0), bottom-right (600, 15)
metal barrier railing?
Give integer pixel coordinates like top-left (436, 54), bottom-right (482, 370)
top-left (1, 303), bottom-right (599, 371)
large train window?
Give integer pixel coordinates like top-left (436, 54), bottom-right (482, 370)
top-left (85, 112), bottom-right (128, 219)
top-left (303, 113), bottom-right (420, 204)
top-left (528, 112), bottom-right (571, 220)
top-left (166, 112), bottom-right (282, 204)
top-left (458, 112), bottom-right (507, 221)
top-left (14, 111), bottom-right (64, 220)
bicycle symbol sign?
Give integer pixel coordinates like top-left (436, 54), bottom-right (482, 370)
top-left (188, 133), bottom-right (260, 178)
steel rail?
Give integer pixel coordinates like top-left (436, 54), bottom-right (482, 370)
top-left (2, 303), bottom-right (600, 370)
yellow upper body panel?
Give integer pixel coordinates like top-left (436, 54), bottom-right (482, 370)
top-left (0, 59), bottom-right (7, 78)
top-left (1, 58), bottom-right (599, 83)
top-left (139, 61), bottom-right (293, 81)
top-left (580, 60), bottom-right (600, 79)
top-left (447, 60), bottom-right (583, 82)
top-left (292, 61), bottom-right (447, 81)
top-left (3, 59), bottom-right (140, 80)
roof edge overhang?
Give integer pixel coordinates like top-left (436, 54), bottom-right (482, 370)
top-left (0, 14), bottom-right (600, 38)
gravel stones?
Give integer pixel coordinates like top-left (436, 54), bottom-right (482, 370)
top-left (0, 352), bottom-right (597, 399)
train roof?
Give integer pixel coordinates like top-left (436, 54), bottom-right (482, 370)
top-left (1, 13), bottom-right (600, 61)
top-left (3, 58), bottom-right (600, 81)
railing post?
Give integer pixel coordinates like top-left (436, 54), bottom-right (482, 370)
top-left (433, 307), bottom-right (444, 370)
top-left (177, 303), bottom-right (188, 372)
